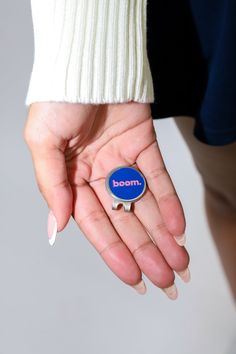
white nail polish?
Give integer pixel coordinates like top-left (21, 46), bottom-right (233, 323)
top-left (177, 268), bottom-right (191, 283)
top-left (132, 279), bottom-right (147, 295)
top-left (162, 283), bottom-right (178, 300)
top-left (174, 233), bottom-right (186, 246)
top-left (47, 210), bottom-right (58, 246)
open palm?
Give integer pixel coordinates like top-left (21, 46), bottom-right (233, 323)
top-left (24, 101), bottom-right (190, 299)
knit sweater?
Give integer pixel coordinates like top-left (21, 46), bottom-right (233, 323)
top-left (25, 0), bottom-right (154, 106)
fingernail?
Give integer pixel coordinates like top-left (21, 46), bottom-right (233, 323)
top-left (47, 210), bottom-right (57, 246)
top-left (177, 267), bottom-right (191, 283)
top-left (174, 233), bottom-right (186, 246)
top-left (162, 283), bottom-right (178, 300)
top-left (132, 279), bottom-right (147, 295)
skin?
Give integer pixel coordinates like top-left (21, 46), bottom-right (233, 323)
top-left (174, 116), bottom-right (236, 302)
top-left (23, 101), bottom-right (190, 293)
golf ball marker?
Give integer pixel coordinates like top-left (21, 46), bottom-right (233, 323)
top-left (105, 166), bottom-right (146, 212)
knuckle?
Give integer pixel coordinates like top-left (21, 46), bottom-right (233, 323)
top-left (51, 179), bottom-right (70, 191)
top-left (148, 166), bottom-right (167, 180)
top-left (157, 191), bottom-right (177, 204)
top-left (23, 124), bottom-right (52, 149)
top-left (149, 222), bottom-right (166, 236)
top-left (109, 211), bottom-right (132, 225)
top-left (23, 129), bottom-right (39, 148)
top-left (77, 209), bottom-right (107, 228)
top-left (136, 189), bottom-right (153, 205)
top-left (132, 240), bottom-right (154, 257)
top-left (37, 179), bottom-right (69, 196)
top-left (99, 239), bottom-right (123, 256)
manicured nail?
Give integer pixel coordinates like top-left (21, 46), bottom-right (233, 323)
top-left (132, 279), bottom-right (147, 295)
top-left (177, 267), bottom-right (191, 283)
top-left (162, 283), bottom-right (178, 300)
top-left (47, 210), bottom-right (57, 246)
top-left (174, 233), bottom-right (186, 246)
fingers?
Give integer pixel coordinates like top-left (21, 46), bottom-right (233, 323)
top-left (136, 141), bottom-right (186, 240)
top-left (24, 112), bottom-right (73, 236)
top-left (71, 181), bottom-right (143, 288)
top-left (90, 178), bottom-right (180, 295)
top-left (31, 146), bottom-right (73, 233)
top-left (133, 187), bottom-right (190, 279)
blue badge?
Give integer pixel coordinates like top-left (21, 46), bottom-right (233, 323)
top-left (105, 166), bottom-right (146, 212)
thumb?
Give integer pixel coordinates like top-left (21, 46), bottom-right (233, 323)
top-left (25, 128), bottom-right (73, 245)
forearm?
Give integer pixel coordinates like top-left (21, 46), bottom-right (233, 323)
top-left (26, 0), bottom-right (154, 105)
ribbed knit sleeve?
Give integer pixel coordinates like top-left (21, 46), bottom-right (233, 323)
top-left (25, 0), bottom-right (154, 106)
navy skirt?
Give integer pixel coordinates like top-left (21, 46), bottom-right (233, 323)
top-left (146, 0), bottom-right (236, 146)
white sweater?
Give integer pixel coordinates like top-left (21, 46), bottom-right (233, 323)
top-left (25, 0), bottom-right (154, 106)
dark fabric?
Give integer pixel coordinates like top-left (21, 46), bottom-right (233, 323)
top-left (146, 0), bottom-right (236, 146)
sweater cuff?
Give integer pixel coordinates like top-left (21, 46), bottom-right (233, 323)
top-left (25, 0), bottom-right (154, 106)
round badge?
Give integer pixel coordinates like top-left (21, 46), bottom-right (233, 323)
top-left (105, 166), bottom-right (146, 211)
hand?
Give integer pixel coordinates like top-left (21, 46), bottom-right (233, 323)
top-left (24, 101), bottom-right (190, 300)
